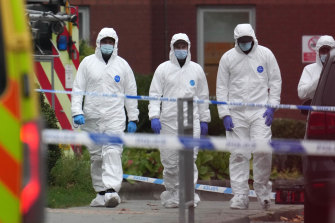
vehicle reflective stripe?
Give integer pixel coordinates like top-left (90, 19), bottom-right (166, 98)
top-left (0, 79), bottom-right (20, 119)
top-left (0, 106), bottom-right (21, 161)
top-left (35, 62), bottom-right (72, 130)
top-left (39, 59), bottom-right (73, 125)
top-left (51, 46), bottom-right (72, 100)
top-left (0, 144), bottom-right (21, 197)
top-left (0, 183), bottom-right (20, 223)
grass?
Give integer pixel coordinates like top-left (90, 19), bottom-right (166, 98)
top-left (47, 186), bottom-right (95, 208)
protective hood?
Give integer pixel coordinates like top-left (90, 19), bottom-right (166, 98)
top-left (169, 33), bottom-right (191, 66)
top-left (234, 24), bottom-right (258, 52)
top-left (315, 35), bottom-right (335, 65)
top-left (95, 27), bottom-right (119, 58)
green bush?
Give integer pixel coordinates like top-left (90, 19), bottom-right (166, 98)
top-left (271, 118), bottom-right (306, 174)
top-left (122, 147), bottom-right (163, 179)
top-left (39, 92), bottom-right (62, 185)
top-left (50, 148), bottom-right (93, 192)
top-left (79, 40), bottom-right (95, 62)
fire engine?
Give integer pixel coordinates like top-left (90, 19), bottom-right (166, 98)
top-left (27, 0), bottom-right (80, 153)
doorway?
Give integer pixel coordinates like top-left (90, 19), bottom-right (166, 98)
top-left (197, 6), bottom-right (255, 96)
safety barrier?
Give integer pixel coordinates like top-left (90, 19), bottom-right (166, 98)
top-left (43, 129), bottom-right (335, 156)
top-left (123, 174), bottom-right (276, 200)
top-left (36, 89), bottom-right (335, 112)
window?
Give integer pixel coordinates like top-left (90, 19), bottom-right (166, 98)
top-left (78, 6), bottom-right (90, 42)
top-left (0, 14), bottom-right (7, 96)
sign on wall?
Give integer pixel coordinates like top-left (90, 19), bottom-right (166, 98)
top-left (302, 35), bottom-right (321, 63)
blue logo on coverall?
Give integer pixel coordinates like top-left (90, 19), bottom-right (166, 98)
top-left (257, 66), bottom-right (264, 73)
top-left (190, 80), bottom-right (195, 86)
top-left (114, 75), bottom-right (120, 82)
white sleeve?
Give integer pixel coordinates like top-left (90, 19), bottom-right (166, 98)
top-left (267, 51), bottom-right (282, 105)
top-left (71, 59), bottom-right (87, 117)
top-left (124, 62), bottom-right (139, 121)
top-left (196, 66), bottom-right (211, 123)
top-left (148, 65), bottom-right (164, 120)
top-left (216, 55), bottom-right (230, 119)
top-left (297, 66), bottom-right (318, 100)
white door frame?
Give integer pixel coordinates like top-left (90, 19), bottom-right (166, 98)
top-left (197, 6), bottom-right (256, 68)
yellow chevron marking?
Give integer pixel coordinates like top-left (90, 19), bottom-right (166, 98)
top-left (0, 182), bottom-right (20, 223)
top-left (0, 105), bottom-right (21, 161)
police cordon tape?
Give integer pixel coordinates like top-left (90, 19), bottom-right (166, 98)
top-left (42, 129), bottom-right (335, 156)
top-left (123, 174), bottom-right (276, 200)
top-left (36, 88), bottom-right (335, 112)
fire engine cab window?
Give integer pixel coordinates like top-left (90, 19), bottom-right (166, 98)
top-left (322, 63), bottom-right (335, 106)
top-left (0, 18), bottom-right (7, 96)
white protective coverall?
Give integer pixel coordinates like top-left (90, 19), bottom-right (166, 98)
top-left (71, 28), bottom-right (139, 196)
top-left (216, 24), bottom-right (282, 209)
top-left (298, 35), bottom-right (335, 100)
top-left (148, 33), bottom-right (211, 207)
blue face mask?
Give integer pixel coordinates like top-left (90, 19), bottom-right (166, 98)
top-left (101, 44), bottom-right (114, 55)
top-left (320, 54), bottom-right (328, 63)
top-left (239, 42), bottom-right (252, 52)
top-left (174, 49), bottom-right (188, 60)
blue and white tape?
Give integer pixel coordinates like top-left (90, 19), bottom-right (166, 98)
top-left (123, 174), bottom-right (276, 199)
top-left (42, 129), bottom-right (335, 156)
top-left (36, 88), bottom-right (335, 112)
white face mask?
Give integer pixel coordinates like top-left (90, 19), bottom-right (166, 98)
top-left (100, 44), bottom-right (114, 55)
top-left (174, 49), bottom-right (188, 60)
top-left (320, 54), bottom-right (328, 63)
top-left (239, 42), bottom-right (252, 52)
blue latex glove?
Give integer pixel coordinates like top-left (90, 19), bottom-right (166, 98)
top-left (263, 108), bottom-right (275, 126)
top-left (151, 118), bottom-right (161, 134)
top-left (127, 121), bottom-right (137, 133)
top-left (223, 116), bottom-right (234, 131)
top-left (200, 122), bottom-right (208, 136)
top-left (73, 114), bottom-right (85, 125)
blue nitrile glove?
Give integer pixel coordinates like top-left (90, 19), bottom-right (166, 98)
top-left (127, 121), bottom-right (137, 133)
top-left (263, 108), bottom-right (275, 126)
top-left (200, 122), bottom-right (208, 136)
top-left (73, 114), bottom-right (85, 125)
top-left (151, 118), bottom-right (161, 134)
top-left (223, 116), bottom-right (234, 131)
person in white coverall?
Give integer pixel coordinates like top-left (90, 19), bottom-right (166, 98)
top-left (298, 35), bottom-right (335, 100)
top-left (216, 24), bottom-right (282, 210)
top-left (71, 27), bottom-right (139, 208)
top-left (148, 33), bottom-right (211, 208)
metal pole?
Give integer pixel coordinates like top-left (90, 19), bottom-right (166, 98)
top-left (178, 98), bottom-right (194, 223)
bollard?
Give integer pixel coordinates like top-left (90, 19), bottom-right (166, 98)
top-left (178, 98), bottom-right (194, 223)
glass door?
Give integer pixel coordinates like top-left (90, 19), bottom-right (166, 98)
top-left (197, 7), bottom-right (255, 96)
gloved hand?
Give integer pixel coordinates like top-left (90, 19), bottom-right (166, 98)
top-left (200, 122), bottom-right (208, 136)
top-left (127, 121), bottom-right (137, 133)
top-left (223, 116), bottom-right (234, 131)
top-left (151, 118), bottom-right (161, 134)
top-left (73, 114), bottom-right (85, 125)
top-left (263, 108), bottom-right (275, 126)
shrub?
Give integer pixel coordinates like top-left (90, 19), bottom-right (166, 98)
top-left (50, 148), bottom-right (93, 192)
top-left (79, 40), bottom-right (95, 62)
top-left (39, 92), bottom-right (62, 185)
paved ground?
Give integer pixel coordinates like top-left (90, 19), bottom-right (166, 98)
top-left (45, 181), bottom-right (303, 223)
top-left (45, 200), bottom-right (303, 223)
top-left (45, 182), bottom-right (304, 223)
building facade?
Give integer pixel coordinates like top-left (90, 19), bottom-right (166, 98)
top-left (71, 0), bottom-right (335, 120)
